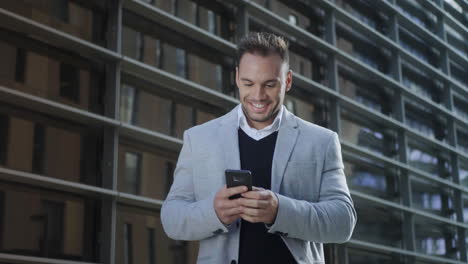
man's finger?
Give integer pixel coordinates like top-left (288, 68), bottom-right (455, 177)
top-left (241, 207), bottom-right (264, 217)
top-left (223, 185), bottom-right (248, 198)
top-left (240, 214), bottom-right (260, 223)
top-left (241, 190), bottom-right (269, 200)
top-left (239, 198), bottom-right (268, 209)
top-left (223, 206), bottom-right (243, 217)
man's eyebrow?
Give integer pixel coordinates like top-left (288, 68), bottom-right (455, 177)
top-left (240, 78), bottom-right (253, 82)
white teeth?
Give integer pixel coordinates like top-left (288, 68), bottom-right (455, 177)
top-left (253, 103), bottom-right (265, 108)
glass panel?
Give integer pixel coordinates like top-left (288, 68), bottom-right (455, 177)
top-left (402, 66), bottom-right (442, 104)
top-left (454, 96), bottom-right (468, 121)
top-left (0, 182), bottom-right (99, 261)
top-left (339, 69), bottom-right (394, 117)
top-left (414, 216), bottom-right (459, 260)
top-left (336, 26), bottom-right (391, 74)
top-left (255, 0), bottom-right (326, 39)
top-left (352, 198), bottom-right (404, 248)
top-left (399, 29), bottom-right (440, 68)
top-left (396, 0), bottom-right (438, 34)
top-left (0, 109), bottom-right (102, 186)
top-left (334, 0), bottom-right (389, 34)
top-left (407, 142), bottom-right (451, 179)
top-left (0, 39), bottom-right (106, 114)
top-left (344, 156), bottom-right (400, 202)
top-left (118, 143), bottom-right (178, 200)
top-left (122, 26), bottom-right (231, 94)
top-left (411, 177), bottom-right (456, 220)
top-left (457, 129), bottom-right (468, 154)
top-left (405, 102), bottom-right (447, 143)
top-left (116, 205), bottom-right (199, 264)
top-left (119, 83), bottom-right (221, 139)
top-left (284, 92), bottom-right (330, 128)
top-left (341, 109), bottom-right (398, 158)
top-left (0, 0), bottom-right (107, 46)
top-left (460, 161), bottom-right (468, 187)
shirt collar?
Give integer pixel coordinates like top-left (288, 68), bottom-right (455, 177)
top-left (237, 104), bottom-right (284, 132)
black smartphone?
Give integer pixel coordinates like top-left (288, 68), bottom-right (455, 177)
top-left (225, 169), bottom-right (252, 200)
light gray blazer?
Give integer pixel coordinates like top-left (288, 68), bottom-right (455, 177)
top-left (161, 105), bottom-right (356, 264)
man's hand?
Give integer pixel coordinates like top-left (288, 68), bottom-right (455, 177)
top-left (239, 187), bottom-right (279, 224)
top-left (214, 185), bottom-right (247, 225)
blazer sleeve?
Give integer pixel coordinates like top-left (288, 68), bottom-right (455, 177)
top-left (267, 132), bottom-right (357, 243)
top-left (161, 130), bottom-right (229, 241)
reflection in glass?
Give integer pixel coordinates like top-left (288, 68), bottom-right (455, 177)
top-left (405, 102), bottom-right (446, 142)
top-left (344, 157), bottom-right (399, 202)
top-left (0, 182), bottom-right (99, 261)
top-left (414, 216), bottom-right (459, 260)
top-left (284, 93), bottom-right (329, 128)
top-left (0, 111), bottom-right (101, 186)
top-left (0, 39), bottom-right (105, 114)
top-left (351, 199), bottom-right (403, 248)
top-left (341, 110), bottom-right (398, 158)
top-left (118, 144), bottom-right (177, 200)
top-left (116, 206), bottom-right (198, 264)
top-left (411, 177), bottom-right (456, 220)
top-left (460, 162), bottom-right (468, 187)
top-left (407, 143), bottom-right (451, 179)
top-left (119, 83), bottom-right (217, 138)
top-left (0, 0), bottom-right (107, 46)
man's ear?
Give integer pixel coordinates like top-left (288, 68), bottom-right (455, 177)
top-left (286, 69), bottom-right (293, 92)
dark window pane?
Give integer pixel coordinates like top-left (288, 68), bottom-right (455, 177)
top-left (348, 248), bottom-right (404, 264)
top-left (60, 63), bottom-right (80, 103)
top-left (124, 223), bottom-right (133, 264)
top-left (0, 115), bottom-right (9, 165)
top-left (32, 123), bottom-right (45, 174)
top-left (14, 48), bottom-right (26, 83)
top-left (0, 182), bottom-right (100, 261)
top-left (148, 227), bottom-right (156, 264)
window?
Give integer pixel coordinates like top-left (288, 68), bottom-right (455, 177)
top-left (42, 200), bottom-right (65, 257)
top-left (344, 157), bottom-right (400, 202)
top-left (14, 48), bottom-right (26, 83)
top-left (352, 198), bottom-right (403, 248)
top-left (341, 109), bottom-right (398, 158)
top-left (124, 152), bottom-right (141, 195)
top-left (120, 84), bottom-right (138, 125)
top-left (457, 129), bottom-right (468, 154)
top-left (402, 65), bottom-right (442, 103)
top-left (60, 63), bottom-right (80, 103)
top-left (0, 182), bottom-right (99, 261)
top-left (124, 223), bottom-right (133, 264)
top-left (116, 206), bottom-right (199, 264)
top-left (32, 123), bottom-right (46, 174)
top-left (411, 177), bottom-right (456, 220)
top-left (407, 143), bottom-right (451, 179)
top-left (284, 93), bottom-right (330, 128)
top-left (118, 143), bottom-right (178, 200)
top-left (0, 115), bottom-right (9, 165)
top-left (148, 227), bottom-right (156, 264)
top-left (405, 102), bottom-right (447, 142)
top-left (50, 0), bottom-right (70, 23)
top-left (414, 216), bottom-right (459, 259)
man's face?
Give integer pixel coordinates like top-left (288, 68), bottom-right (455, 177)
top-left (236, 52), bottom-right (292, 130)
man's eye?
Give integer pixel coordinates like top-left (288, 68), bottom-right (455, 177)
top-left (244, 83), bottom-right (253, 87)
top-left (266, 83), bottom-right (276, 88)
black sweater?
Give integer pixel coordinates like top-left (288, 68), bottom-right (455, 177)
top-left (237, 128), bottom-right (297, 264)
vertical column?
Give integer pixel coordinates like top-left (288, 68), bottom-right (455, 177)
top-left (101, 1), bottom-right (122, 264)
top-left (235, 4), bottom-right (249, 45)
top-left (325, 9), bottom-right (340, 134)
top-left (389, 9), bottom-right (416, 263)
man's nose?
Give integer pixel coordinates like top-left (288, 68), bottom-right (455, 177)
top-left (251, 85), bottom-right (267, 100)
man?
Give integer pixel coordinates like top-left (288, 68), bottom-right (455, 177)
top-left (161, 32), bottom-right (356, 264)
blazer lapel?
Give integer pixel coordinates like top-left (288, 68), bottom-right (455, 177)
top-left (271, 108), bottom-right (299, 193)
top-left (219, 106), bottom-right (241, 172)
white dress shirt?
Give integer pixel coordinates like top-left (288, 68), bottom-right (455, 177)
top-left (237, 104), bottom-right (284, 141)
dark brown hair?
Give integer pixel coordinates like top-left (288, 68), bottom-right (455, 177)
top-left (236, 32), bottom-right (289, 66)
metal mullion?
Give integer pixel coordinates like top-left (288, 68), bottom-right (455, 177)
top-left (235, 3), bottom-right (249, 44)
top-left (100, 0), bottom-right (122, 263)
top-left (325, 9), bottom-right (340, 135)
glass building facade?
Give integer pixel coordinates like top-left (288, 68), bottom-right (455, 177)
top-left (0, 0), bottom-right (466, 263)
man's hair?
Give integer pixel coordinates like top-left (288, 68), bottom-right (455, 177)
top-left (236, 32), bottom-right (289, 66)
